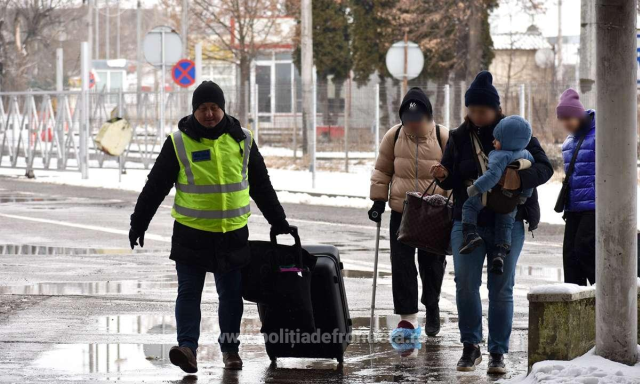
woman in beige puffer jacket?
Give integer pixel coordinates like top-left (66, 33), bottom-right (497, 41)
top-left (370, 121), bottom-right (450, 211)
top-left (367, 87), bottom-right (450, 338)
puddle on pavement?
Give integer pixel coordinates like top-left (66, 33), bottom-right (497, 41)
top-left (515, 264), bottom-right (563, 282)
top-left (0, 273), bottom-right (205, 295)
top-left (0, 244), bottom-right (168, 256)
top-left (31, 338), bottom-right (527, 382)
top-left (89, 314), bottom-right (456, 340)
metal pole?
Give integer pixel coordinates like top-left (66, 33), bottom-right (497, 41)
top-left (116, 0), bottom-right (120, 58)
top-left (254, 84), bottom-right (259, 145)
top-left (369, 219), bottom-right (382, 342)
top-left (519, 84), bottom-right (525, 117)
top-left (374, 83), bottom-right (380, 160)
top-left (181, 0), bottom-right (189, 115)
top-left (80, 42), bottom-right (90, 179)
top-left (95, 1), bottom-right (100, 59)
top-left (301, 0), bottom-right (313, 155)
top-left (344, 73), bottom-right (351, 172)
top-left (118, 88), bottom-right (123, 183)
top-left (527, 84), bottom-right (532, 122)
top-left (557, 0), bottom-right (563, 85)
top-left (87, 0), bottom-right (93, 65)
top-left (56, 48), bottom-right (64, 92)
top-left (292, 75), bottom-right (298, 159)
top-left (181, 0), bottom-right (188, 58)
top-left (136, 0), bottom-right (142, 120)
top-left (402, 32), bottom-right (408, 96)
top-left (160, 30), bottom-right (165, 139)
top-left (595, 0), bottom-right (638, 365)
top-left (312, 68), bottom-right (317, 189)
top-left (105, 0), bottom-right (109, 60)
top-left (443, 84), bottom-right (450, 128)
top-left (195, 43), bottom-right (202, 85)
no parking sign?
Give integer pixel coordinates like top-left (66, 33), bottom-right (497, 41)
top-left (172, 59), bottom-right (196, 88)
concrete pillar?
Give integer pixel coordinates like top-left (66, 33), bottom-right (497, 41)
top-left (595, 0), bottom-right (638, 365)
top-left (579, 0), bottom-right (597, 108)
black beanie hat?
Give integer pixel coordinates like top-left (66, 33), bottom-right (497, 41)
top-left (465, 71), bottom-right (500, 109)
top-left (192, 81), bottom-right (225, 112)
top-left (399, 87), bottom-right (433, 123)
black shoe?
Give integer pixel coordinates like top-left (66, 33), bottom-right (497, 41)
top-left (490, 245), bottom-right (509, 275)
top-left (169, 346), bottom-right (198, 374)
top-left (456, 343), bottom-right (482, 372)
top-left (223, 352), bottom-right (243, 370)
top-left (424, 305), bottom-right (441, 336)
top-left (487, 353), bottom-right (506, 374)
top-left (460, 232), bottom-right (483, 254)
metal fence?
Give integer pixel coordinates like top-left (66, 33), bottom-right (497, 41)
top-left (0, 81), bottom-right (594, 176)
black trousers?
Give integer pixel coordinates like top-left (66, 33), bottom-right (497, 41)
top-left (389, 210), bottom-right (447, 314)
top-left (563, 211), bottom-right (596, 286)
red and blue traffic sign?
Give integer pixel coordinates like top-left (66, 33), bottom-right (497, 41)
top-left (172, 59), bottom-right (196, 88)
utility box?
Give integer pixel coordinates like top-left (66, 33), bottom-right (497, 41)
top-left (95, 117), bottom-right (132, 156)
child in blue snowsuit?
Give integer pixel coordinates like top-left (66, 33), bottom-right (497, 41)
top-left (460, 115), bottom-right (534, 274)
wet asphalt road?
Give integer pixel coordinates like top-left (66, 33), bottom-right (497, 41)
top-left (0, 175), bottom-right (565, 383)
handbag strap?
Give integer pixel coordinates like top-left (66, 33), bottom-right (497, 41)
top-left (470, 130), bottom-right (489, 176)
top-left (564, 134), bottom-right (587, 186)
top-left (470, 130), bottom-right (489, 205)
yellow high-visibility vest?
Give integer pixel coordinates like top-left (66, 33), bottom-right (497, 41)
top-left (170, 128), bottom-right (252, 233)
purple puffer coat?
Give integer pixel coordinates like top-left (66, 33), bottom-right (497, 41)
top-left (561, 109), bottom-right (595, 212)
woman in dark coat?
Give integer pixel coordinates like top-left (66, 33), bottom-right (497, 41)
top-left (431, 71), bottom-right (554, 374)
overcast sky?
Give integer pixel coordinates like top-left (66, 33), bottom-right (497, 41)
top-left (490, 0), bottom-right (581, 37)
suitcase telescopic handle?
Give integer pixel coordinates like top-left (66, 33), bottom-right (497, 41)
top-left (270, 226), bottom-right (304, 268)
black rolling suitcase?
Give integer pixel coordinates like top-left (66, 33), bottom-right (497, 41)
top-left (258, 244), bottom-right (352, 363)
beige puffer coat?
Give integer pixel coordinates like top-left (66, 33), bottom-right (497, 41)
top-left (370, 122), bottom-right (450, 213)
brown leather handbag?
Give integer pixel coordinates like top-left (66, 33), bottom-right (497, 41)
top-left (397, 181), bottom-right (454, 255)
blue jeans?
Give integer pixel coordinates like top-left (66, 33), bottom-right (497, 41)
top-left (461, 194), bottom-right (517, 247)
top-left (175, 262), bottom-right (243, 354)
top-left (451, 220), bottom-right (525, 354)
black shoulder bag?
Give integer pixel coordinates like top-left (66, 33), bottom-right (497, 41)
top-left (554, 135), bottom-right (586, 213)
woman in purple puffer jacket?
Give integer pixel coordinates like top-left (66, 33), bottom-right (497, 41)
top-left (558, 88), bottom-right (596, 286)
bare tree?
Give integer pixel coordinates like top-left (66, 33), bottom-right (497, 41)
top-left (190, 0), bottom-right (285, 125)
top-left (0, 0), bottom-right (78, 91)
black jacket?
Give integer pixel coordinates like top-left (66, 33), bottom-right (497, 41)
top-left (130, 113), bottom-right (287, 273)
top-left (437, 116), bottom-right (553, 230)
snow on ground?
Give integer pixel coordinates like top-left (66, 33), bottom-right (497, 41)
top-left (505, 346), bottom-right (640, 384)
top-left (529, 283), bottom-right (596, 296)
top-left (259, 146), bottom-right (376, 159)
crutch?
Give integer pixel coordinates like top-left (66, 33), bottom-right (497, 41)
top-left (369, 213), bottom-right (382, 342)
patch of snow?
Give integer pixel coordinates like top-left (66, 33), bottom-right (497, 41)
top-left (260, 146), bottom-right (376, 159)
top-left (529, 283), bottom-right (595, 296)
top-left (505, 346), bottom-right (640, 384)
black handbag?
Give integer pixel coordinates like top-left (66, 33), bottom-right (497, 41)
top-left (398, 181), bottom-right (454, 255)
top-left (554, 135), bottom-right (586, 213)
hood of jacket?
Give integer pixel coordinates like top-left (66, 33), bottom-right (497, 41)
top-left (493, 115), bottom-right (532, 151)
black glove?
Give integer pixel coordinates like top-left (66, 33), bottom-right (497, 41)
top-left (271, 219), bottom-right (291, 236)
top-left (368, 201), bottom-right (386, 222)
top-left (129, 228), bottom-right (145, 249)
